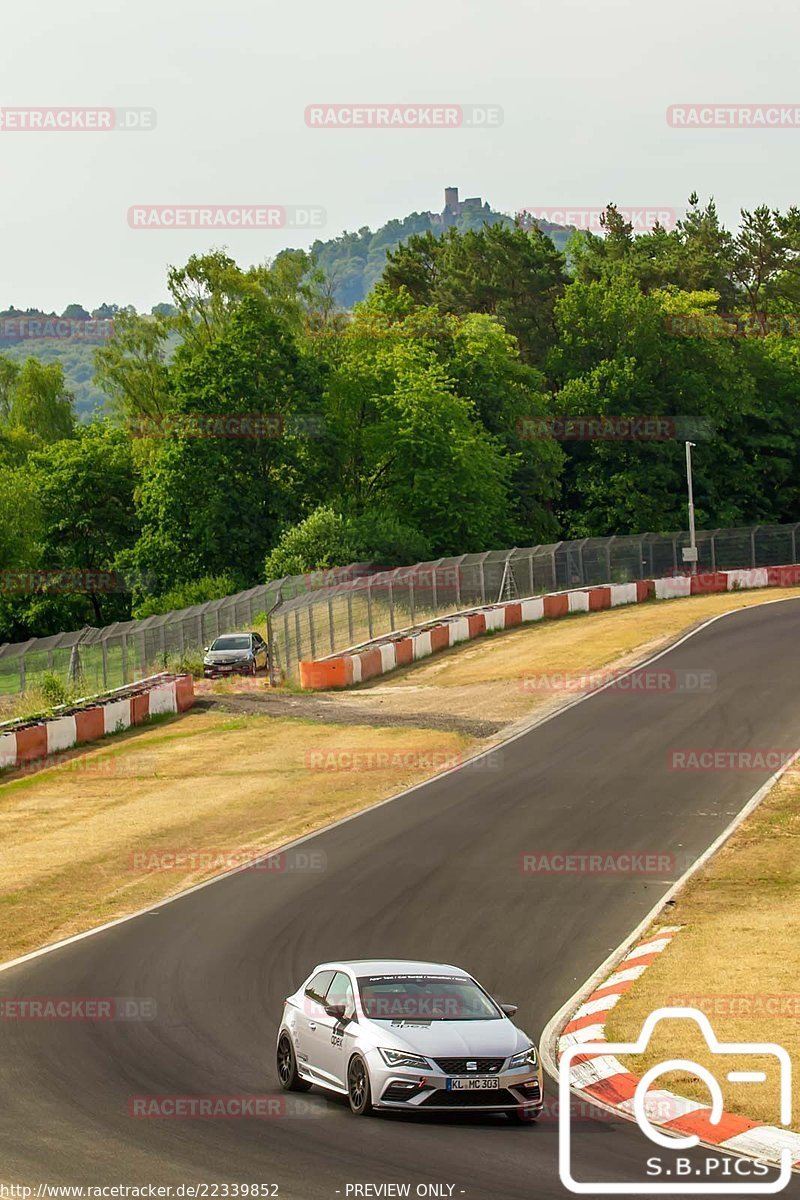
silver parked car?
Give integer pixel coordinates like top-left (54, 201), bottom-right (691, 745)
top-left (276, 959), bottom-right (543, 1120)
top-left (202, 632), bottom-right (268, 678)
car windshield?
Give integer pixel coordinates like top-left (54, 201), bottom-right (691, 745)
top-left (210, 636), bottom-right (250, 651)
top-left (357, 974), bottom-right (501, 1022)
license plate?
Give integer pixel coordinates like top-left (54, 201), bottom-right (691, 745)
top-left (446, 1077), bottom-right (500, 1091)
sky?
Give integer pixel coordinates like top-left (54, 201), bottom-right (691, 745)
top-left (1, 0), bottom-right (798, 314)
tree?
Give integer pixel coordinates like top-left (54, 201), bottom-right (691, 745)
top-left (382, 222), bottom-right (569, 365)
top-left (132, 296), bottom-right (325, 589)
top-left (5, 359), bottom-right (75, 441)
top-left (264, 506), bottom-right (432, 578)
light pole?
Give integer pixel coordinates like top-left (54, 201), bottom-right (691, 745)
top-left (685, 440), bottom-right (697, 575)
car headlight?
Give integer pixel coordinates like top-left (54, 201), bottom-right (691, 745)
top-left (378, 1048), bottom-right (431, 1069)
top-left (509, 1045), bottom-right (538, 1069)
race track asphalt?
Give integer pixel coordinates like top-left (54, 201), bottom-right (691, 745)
top-left (2, 599), bottom-right (800, 1199)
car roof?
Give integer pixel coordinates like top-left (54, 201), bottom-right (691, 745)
top-left (311, 959), bottom-right (470, 977)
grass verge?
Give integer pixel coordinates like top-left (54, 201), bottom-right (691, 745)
top-left (605, 766), bottom-right (800, 1129)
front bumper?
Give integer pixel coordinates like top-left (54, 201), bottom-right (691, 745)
top-left (203, 660), bottom-right (253, 678)
top-left (369, 1058), bottom-right (544, 1112)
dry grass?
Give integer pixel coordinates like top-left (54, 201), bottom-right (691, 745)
top-left (605, 769), bottom-right (800, 1128)
top-left (0, 711), bottom-right (469, 962)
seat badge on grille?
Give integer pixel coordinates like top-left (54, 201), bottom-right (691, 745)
top-left (467, 1061), bottom-right (477, 1071)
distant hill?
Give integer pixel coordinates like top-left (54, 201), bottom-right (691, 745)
top-left (1, 190), bottom-right (575, 417)
top-left (286, 187), bottom-right (575, 308)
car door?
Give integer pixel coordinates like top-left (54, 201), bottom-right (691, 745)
top-left (292, 970), bottom-right (335, 1079)
top-left (313, 970), bottom-right (358, 1090)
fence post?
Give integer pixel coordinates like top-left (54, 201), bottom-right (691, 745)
top-left (122, 633), bottom-right (129, 684)
top-left (347, 593), bottom-right (354, 644)
top-left (479, 559), bottom-right (486, 606)
top-left (101, 640), bottom-right (108, 689)
top-left (409, 577), bottom-right (416, 625)
top-left (367, 578), bottom-right (374, 640)
top-left (283, 612), bottom-right (290, 672)
top-left (308, 605), bottom-right (316, 659)
top-left (793, 524), bottom-right (799, 565)
top-left (751, 526), bottom-right (758, 567)
top-left (387, 575), bottom-right (395, 630)
top-left (328, 598), bottom-right (336, 654)
top-left (671, 537), bottom-right (678, 576)
top-left (19, 653), bottom-right (25, 692)
top-left (710, 535), bottom-right (716, 572)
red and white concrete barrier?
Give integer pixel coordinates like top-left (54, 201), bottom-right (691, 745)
top-left (558, 928), bottom-right (800, 1169)
top-left (298, 566), bottom-right (799, 690)
top-left (0, 673), bottom-right (194, 774)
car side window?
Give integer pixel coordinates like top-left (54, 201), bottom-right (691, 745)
top-left (325, 971), bottom-right (356, 1020)
top-left (304, 970), bottom-right (336, 1006)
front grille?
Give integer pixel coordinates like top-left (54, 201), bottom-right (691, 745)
top-left (421, 1088), bottom-right (517, 1108)
top-left (434, 1057), bottom-right (505, 1075)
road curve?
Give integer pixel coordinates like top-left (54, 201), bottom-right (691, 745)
top-left (2, 600), bottom-right (800, 1199)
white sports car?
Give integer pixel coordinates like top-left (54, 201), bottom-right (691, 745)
top-left (276, 958), bottom-right (543, 1120)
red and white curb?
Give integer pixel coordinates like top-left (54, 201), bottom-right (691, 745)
top-left (558, 926), bottom-right (800, 1169)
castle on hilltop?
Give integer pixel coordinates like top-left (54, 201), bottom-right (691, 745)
top-left (428, 186), bottom-right (490, 228)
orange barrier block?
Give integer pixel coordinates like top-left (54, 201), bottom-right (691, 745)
top-left (358, 648), bottom-right (383, 682)
top-left (636, 580), bottom-right (655, 601)
top-left (175, 675), bottom-right (195, 712)
top-left (588, 587), bottom-right (611, 611)
top-left (299, 657), bottom-right (353, 690)
top-left (467, 613), bottom-right (486, 637)
top-left (15, 723), bottom-right (48, 765)
top-left (75, 706), bottom-right (105, 744)
top-left (430, 624), bottom-right (450, 653)
top-left (503, 603), bottom-right (522, 627)
top-left (543, 593), bottom-right (569, 618)
top-left (690, 572), bottom-right (727, 594)
top-left (131, 693), bottom-right (151, 724)
top-left (394, 638), bottom-right (414, 666)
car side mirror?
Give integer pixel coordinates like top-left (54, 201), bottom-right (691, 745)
top-left (203, 646), bottom-right (209, 653)
top-left (325, 1003), bottom-right (348, 1021)
top-left (499, 1003), bottom-right (518, 1017)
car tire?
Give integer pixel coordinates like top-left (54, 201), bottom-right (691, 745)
top-left (277, 1033), bottom-right (311, 1092)
top-left (347, 1055), bottom-right (373, 1115)
top-left (506, 1106), bottom-right (541, 1124)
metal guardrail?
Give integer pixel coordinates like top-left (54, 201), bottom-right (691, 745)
top-left (1, 524), bottom-right (798, 695)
